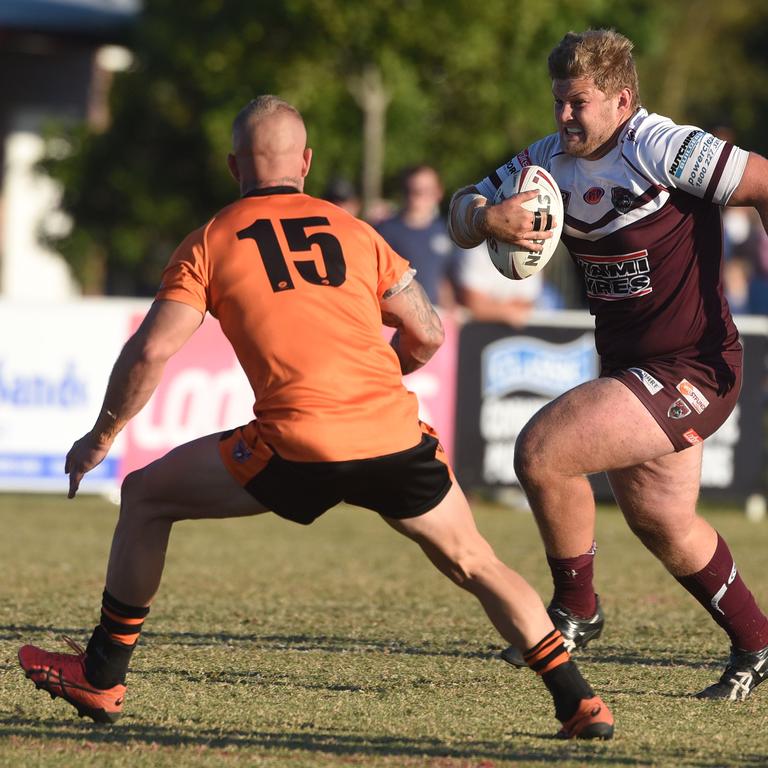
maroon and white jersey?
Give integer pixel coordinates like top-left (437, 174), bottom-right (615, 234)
top-left (475, 109), bottom-right (749, 368)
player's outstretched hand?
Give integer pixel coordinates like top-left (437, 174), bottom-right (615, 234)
top-left (65, 433), bottom-right (112, 499)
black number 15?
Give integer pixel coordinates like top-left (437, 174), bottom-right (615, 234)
top-left (236, 216), bottom-right (346, 292)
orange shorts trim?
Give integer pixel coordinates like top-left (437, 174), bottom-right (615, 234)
top-left (218, 422), bottom-right (274, 486)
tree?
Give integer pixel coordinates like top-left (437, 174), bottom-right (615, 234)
top-left (46, 0), bottom-right (768, 294)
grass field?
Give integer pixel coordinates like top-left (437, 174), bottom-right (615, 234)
top-left (1, 493), bottom-right (767, 767)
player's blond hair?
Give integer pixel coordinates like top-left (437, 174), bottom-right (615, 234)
top-left (548, 29), bottom-right (640, 108)
top-left (231, 95), bottom-right (305, 148)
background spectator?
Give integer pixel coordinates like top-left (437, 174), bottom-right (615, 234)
top-left (743, 213), bottom-right (768, 314)
top-left (323, 177), bottom-right (362, 217)
top-left (377, 165), bottom-right (463, 308)
top-left (455, 243), bottom-right (563, 327)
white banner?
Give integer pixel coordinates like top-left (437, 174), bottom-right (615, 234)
top-left (0, 299), bottom-right (149, 492)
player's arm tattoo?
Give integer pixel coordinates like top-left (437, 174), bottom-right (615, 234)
top-left (382, 280), bottom-right (444, 375)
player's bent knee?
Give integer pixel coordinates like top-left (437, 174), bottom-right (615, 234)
top-left (625, 514), bottom-right (686, 555)
top-left (120, 469), bottom-right (146, 507)
top-left (118, 469), bottom-right (172, 523)
top-left (446, 547), bottom-right (501, 590)
top-left (513, 425), bottom-right (550, 489)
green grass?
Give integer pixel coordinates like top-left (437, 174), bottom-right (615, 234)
top-left (0, 493), bottom-right (767, 767)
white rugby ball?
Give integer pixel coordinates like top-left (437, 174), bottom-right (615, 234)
top-left (486, 165), bottom-right (564, 280)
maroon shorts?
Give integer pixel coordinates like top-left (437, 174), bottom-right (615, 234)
top-left (603, 356), bottom-right (742, 452)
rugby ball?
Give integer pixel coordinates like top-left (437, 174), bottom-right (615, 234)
top-left (486, 165), bottom-right (564, 280)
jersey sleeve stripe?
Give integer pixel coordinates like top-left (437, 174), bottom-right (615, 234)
top-left (703, 143), bottom-right (733, 203)
top-left (488, 170), bottom-right (502, 190)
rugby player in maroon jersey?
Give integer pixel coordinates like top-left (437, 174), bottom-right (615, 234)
top-left (449, 29), bottom-right (768, 701)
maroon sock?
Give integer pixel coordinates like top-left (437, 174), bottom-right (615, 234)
top-left (547, 541), bottom-right (597, 618)
top-left (676, 533), bottom-right (768, 652)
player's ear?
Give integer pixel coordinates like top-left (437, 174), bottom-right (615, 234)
top-left (226, 153), bottom-right (240, 183)
top-left (301, 147), bottom-right (313, 179)
top-left (617, 87), bottom-right (633, 112)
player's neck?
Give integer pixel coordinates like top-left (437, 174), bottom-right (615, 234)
top-left (585, 114), bottom-right (634, 161)
top-left (242, 176), bottom-right (303, 194)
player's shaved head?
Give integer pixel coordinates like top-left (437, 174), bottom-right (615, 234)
top-left (228, 95), bottom-right (312, 193)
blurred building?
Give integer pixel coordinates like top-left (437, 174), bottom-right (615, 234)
top-left (0, 0), bottom-right (139, 299)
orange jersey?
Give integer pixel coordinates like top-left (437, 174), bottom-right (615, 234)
top-left (156, 187), bottom-right (422, 461)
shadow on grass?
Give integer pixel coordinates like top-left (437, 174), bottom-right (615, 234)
top-left (0, 624), bottom-right (724, 671)
top-left (0, 715), bottom-right (726, 766)
top-left (579, 645), bottom-right (724, 671)
top-left (1, 624), bottom-right (498, 660)
top-left (2, 715), bottom-right (766, 766)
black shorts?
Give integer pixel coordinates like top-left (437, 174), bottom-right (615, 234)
top-left (220, 424), bottom-right (453, 525)
top-left (604, 354), bottom-right (742, 452)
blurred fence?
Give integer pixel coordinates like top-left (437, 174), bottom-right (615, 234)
top-left (1, 300), bottom-right (765, 505)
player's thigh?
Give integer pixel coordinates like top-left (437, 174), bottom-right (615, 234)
top-left (383, 481), bottom-right (493, 561)
top-left (516, 377), bottom-right (674, 476)
top-left (126, 432), bottom-right (268, 519)
top-left (607, 443), bottom-right (703, 531)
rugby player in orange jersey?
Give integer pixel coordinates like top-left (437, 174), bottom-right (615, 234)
top-left (18, 96), bottom-right (612, 739)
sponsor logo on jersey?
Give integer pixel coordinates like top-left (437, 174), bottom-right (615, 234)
top-left (683, 428), bottom-right (703, 445)
top-left (575, 250), bottom-right (652, 301)
top-left (669, 130), bottom-right (704, 179)
top-left (503, 158), bottom-right (521, 176)
top-left (628, 367), bottom-right (663, 395)
top-left (668, 398), bottom-right (691, 419)
top-left (676, 378), bottom-right (709, 413)
top-left (687, 134), bottom-right (720, 189)
top-left (515, 149), bottom-right (532, 168)
top-left (611, 187), bottom-right (635, 214)
top-left (583, 187), bottom-right (605, 204)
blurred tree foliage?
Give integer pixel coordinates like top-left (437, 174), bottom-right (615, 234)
top-left (47, 0), bottom-right (768, 294)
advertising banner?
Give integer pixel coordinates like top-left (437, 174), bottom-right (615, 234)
top-left (1, 299), bottom-right (762, 501)
top-left (454, 312), bottom-right (768, 504)
top-left (0, 300), bottom-right (458, 494)
top-left (0, 299), bottom-right (147, 492)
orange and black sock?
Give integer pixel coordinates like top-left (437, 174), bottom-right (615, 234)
top-left (84, 589), bottom-right (150, 689)
top-left (524, 628), bottom-right (593, 722)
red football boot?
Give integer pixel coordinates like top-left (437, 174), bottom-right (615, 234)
top-left (18, 637), bottom-right (125, 723)
top-left (557, 695), bottom-right (614, 740)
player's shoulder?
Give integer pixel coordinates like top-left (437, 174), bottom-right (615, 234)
top-left (171, 221), bottom-right (211, 256)
top-left (505, 133), bottom-right (562, 174)
top-left (476, 133), bottom-right (562, 199)
top-left (299, 193), bottom-right (392, 251)
top-left (622, 108), bottom-right (706, 162)
top-left (523, 133), bottom-right (563, 170)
